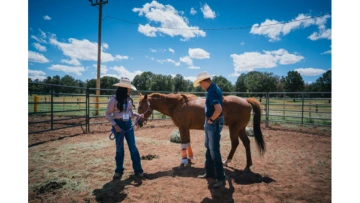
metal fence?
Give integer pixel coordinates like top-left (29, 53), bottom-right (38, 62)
top-left (28, 83), bottom-right (331, 134)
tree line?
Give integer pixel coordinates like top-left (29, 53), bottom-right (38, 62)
top-left (28, 70), bottom-right (331, 95)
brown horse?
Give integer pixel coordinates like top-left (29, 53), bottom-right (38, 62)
top-left (137, 93), bottom-right (265, 171)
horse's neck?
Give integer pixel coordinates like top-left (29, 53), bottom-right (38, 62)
top-left (149, 97), bottom-right (172, 116)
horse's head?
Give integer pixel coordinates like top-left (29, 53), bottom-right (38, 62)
top-left (137, 93), bottom-right (152, 126)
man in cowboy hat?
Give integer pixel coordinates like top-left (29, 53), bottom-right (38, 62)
top-left (194, 72), bottom-right (226, 189)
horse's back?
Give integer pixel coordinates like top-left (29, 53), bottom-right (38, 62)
top-left (223, 95), bottom-right (252, 127)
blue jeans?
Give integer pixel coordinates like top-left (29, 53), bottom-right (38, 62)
top-left (114, 119), bottom-right (143, 175)
top-left (204, 117), bottom-right (225, 181)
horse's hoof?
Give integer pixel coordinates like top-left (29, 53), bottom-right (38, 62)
top-left (223, 159), bottom-right (231, 167)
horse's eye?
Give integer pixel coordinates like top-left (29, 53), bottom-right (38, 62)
top-left (139, 106), bottom-right (142, 110)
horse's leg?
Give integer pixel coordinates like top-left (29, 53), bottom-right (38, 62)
top-left (179, 126), bottom-right (189, 167)
top-left (239, 127), bottom-right (252, 172)
top-left (223, 125), bottom-right (239, 166)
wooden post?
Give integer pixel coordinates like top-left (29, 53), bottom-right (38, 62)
top-left (283, 95), bottom-right (285, 120)
top-left (34, 94), bottom-right (39, 112)
top-left (309, 99), bottom-right (312, 120)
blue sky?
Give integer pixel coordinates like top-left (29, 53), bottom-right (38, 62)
top-left (28, 0), bottom-right (331, 84)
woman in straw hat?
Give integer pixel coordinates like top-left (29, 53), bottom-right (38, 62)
top-left (105, 77), bottom-right (144, 180)
top-left (194, 72), bottom-right (226, 189)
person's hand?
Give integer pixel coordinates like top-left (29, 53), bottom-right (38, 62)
top-left (138, 114), bottom-right (144, 119)
top-left (207, 119), bottom-right (213, 124)
top-left (114, 124), bottom-right (121, 132)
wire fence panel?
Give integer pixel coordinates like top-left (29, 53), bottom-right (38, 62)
top-left (28, 83), bottom-right (331, 134)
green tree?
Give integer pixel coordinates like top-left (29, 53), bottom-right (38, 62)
top-left (173, 74), bottom-right (188, 92)
top-left (86, 79), bottom-right (97, 88)
top-left (234, 73), bottom-right (247, 94)
top-left (101, 76), bottom-right (119, 89)
top-left (60, 75), bottom-right (78, 93)
top-left (283, 71), bottom-right (305, 92)
top-left (185, 80), bottom-right (195, 92)
top-left (100, 76), bottom-right (119, 94)
top-left (133, 72), bottom-right (154, 91)
top-left (212, 76), bottom-right (234, 93)
top-left (51, 75), bottom-right (61, 94)
top-left (164, 75), bottom-right (174, 92)
top-left (276, 76), bottom-right (285, 92)
top-left (244, 71), bottom-right (277, 96)
top-left (150, 74), bottom-right (168, 91)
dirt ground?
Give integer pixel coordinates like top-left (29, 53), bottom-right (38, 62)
top-left (28, 119), bottom-right (331, 203)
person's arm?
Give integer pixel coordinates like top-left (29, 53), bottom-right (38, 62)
top-left (105, 97), bottom-right (121, 132)
top-left (207, 91), bottom-right (222, 124)
top-left (210, 104), bottom-right (222, 121)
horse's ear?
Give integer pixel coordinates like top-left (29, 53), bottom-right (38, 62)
top-left (144, 94), bottom-right (147, 100)
top-left (139, 93), bottom-right (143, 97)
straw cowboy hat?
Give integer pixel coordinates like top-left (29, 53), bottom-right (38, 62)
top-left (113, 77), bottom-right (137, 90)
top-left (193, 72), bottom-right (215, 87)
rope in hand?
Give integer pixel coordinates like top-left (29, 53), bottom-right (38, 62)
top-left (109, 116), bottom-right (142, 140)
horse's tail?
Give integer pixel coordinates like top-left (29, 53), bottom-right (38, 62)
top-left (246, 98), bottom-right (266, 156)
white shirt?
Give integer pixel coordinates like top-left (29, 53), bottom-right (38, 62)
top-left (105, 96), bottom-right (134, 126)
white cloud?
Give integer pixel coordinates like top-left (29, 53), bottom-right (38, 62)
top-left (28, 51), bottom-right (50, 63)
top-left (188, 48), bottom-right (210, 59)
top-left (230, 49), bottom-right (304, 73)
top-left (61, 58), bottom-right (81, 66)
top-left (115, 55), bottom-right (129, 60)
top-left (48, 64), bottom-right (85, 76)
top-left (308, 29), bottom-right (331, 40)
top-left (229, 72), bottom-right (240, 77)
top-left (294, 68), bottom-right (326, 76)
top-left (112, 66), bottom-right (143, 80)
top-left (150, 48), bottom-right (157, 52)
top-left (188, 66), bottom-right (200, 69)
top-left (156, 58), bottom-right (180, 66)
top-left (169, 48), bottom-right (175, 54)
top-left (43, 15), bottom-right (51, 20)
top-left (184, 76), bottom-right (196, 82)
top-left (201, 3), bottom-right (216, 19)
top-left (33, 43), bottom-right (47, 52)
top-left (180, 56), bottom-right (193, 66)
top-left (49, 37), bottom-right (116, 62)
top-left (190, 8), bottom-right (197, 15)
top-left (321, 50), bottom-right (331, 54)
top-left (241, 42), bottom-right (245, 46)
top-left (321, 45), bottom-right (331, 54)
top-left (93, 64), bottom-right (108, 74)
top-left (133, 1), bottom-right (206, 41)
top-left (31, 29), bottom-right (47, 43)
top-left (250, 14), bottom-right (331, 41)
top-left (102, 43), bottom-right (109, 50)
top-left (28, 70), bottom-right (46, 80)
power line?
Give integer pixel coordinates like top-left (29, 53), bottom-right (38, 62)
top-left (103, 13), bottom-right (331, 31)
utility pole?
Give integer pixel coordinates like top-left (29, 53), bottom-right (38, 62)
top-left (89, 0), bottom-right (108, 115)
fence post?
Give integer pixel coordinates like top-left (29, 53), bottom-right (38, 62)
top-left (266, 92), bottom-right (269, 127)
top-left (283, 93), bottom-right (285, 120)
top-left (309, 98), bottom-right (312, 120)
top-left (34, 94), bottom-right (39, 112)
top-left (51, 87), bottom-right (54, 130)
top-left (301, 93), bottom-right (304, 124)
top-left (86, 87), bottom-right (89, 133)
